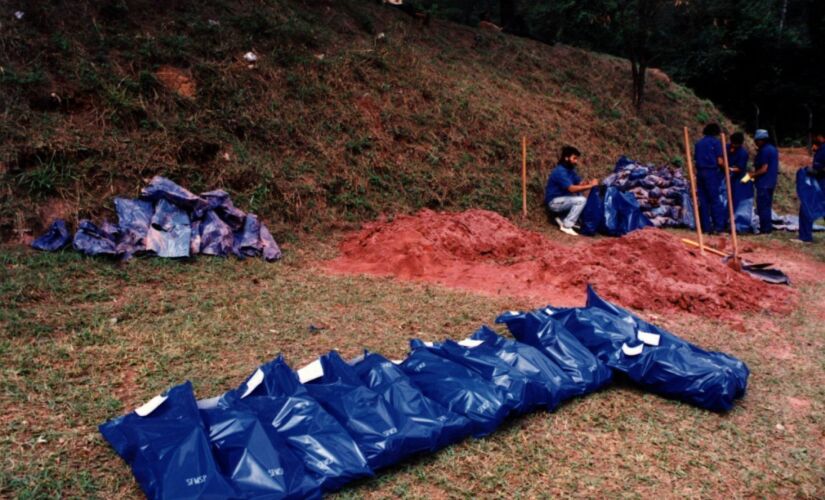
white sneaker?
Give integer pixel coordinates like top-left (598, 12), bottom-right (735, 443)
top-left (790, 239), bottom-right (811, 244)
top-left (555, 217), bottom-right (564, 229)
top-left (559, 225), bottom-right (579, 236)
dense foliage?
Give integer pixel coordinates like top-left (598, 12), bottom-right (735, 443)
top-left (426, 0), bottom-right (824, 144)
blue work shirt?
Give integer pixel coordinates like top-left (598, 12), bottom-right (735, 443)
top-left (544, 164), bottom-right (582, 203)
top-left (694, 136), bottom-right (723, 170)
top-left (754, 143), bottom-right (779, 189)
top-left (726, 144), bottom-right (748, 173)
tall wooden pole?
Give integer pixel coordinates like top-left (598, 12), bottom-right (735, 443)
top-left (720, 133), bottom-right (739, 263)
top-left (683, 127), bottom-right (704, 254)
top-left (521, 136), bottom-right (527, 217)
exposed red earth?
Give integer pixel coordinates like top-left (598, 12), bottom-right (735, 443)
top-left (324, 209), bottom-right (802, 319)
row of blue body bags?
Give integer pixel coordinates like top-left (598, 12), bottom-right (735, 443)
top-left (498, 286), bottom-right (748, 412)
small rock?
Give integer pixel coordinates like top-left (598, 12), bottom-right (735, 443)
top-left (243, 51), bottom-right (258, 62)
top-left (775, 423), bottom-right (785, 431)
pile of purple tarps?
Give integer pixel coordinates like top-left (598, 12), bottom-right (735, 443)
top-left (31, 176), bottom-right (281, 262)
top-left (99, 287), bottom-right (748, 499)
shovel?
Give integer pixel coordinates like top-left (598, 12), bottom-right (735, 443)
top-left (720, 133), bottom-right (741, 272)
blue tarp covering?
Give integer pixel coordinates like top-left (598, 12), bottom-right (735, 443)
top-left (32, 176), bottom-right (281, 262)
top-left (31, 219), bottom-right (71, 251)
top-left (100, 290), bottom-right (749, 497)
top-left (797, 167), bottom-right (825, 222)
top-left (578, 186), bottom-right (652, 237)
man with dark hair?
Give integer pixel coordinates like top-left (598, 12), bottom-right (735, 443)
top-left (796, 133), bottom-right (825, 243)
top-left (727, 131), bottom-right (753, 232)
top-left (694, 123), bottom-right (726, 234)
top-left (545, 146), bottom-right (599, 236)
top-left (752, 129), bottom-right (780, 234)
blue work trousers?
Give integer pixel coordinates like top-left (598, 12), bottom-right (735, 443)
top-left (756, 187), bottom-right (774, 234)
top-left (696, 168), bottom-right (726, 233)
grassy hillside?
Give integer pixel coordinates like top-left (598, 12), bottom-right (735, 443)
top-left (1, 0), bottom-right (731, 241)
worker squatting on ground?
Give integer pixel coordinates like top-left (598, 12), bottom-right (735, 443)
top-left (693, 123), bottom-right (727, 234)
top-left (797, 134), bottom-right (825, 243)
top-left (544, 146), bottom-right (599, 236)
top-left (752, 129), bottom-right (780, 234)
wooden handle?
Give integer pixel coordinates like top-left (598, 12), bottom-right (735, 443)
top-left (681, 238), bottom-right (727, 257)
top-left (683, 127), bottom-right (704, 254)
top-left (720, 133), bottom-right (739, 261)
top-left (521, 136), bottom-right (527, 217)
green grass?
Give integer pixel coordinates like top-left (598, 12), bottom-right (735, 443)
top-left (1, 233), bottom-right (823, 498)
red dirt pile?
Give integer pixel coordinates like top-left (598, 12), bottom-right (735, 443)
top-left (324, 209), bottom-right (795, 318)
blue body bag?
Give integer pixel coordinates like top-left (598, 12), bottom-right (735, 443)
top-left (352, 351), bottom-right (473, 450)
top-left (221, 356), bottom-right (372, 492)
top-left (303, 351), bottom-right (433, 470)
top-left (400, 340), bottom-right (510, 437)
top-left (198, 404), bottom-right (321, 499)
top-left (98, 382), bottom-right (237, 500)
top-left (495, 310), bottom-right (612, 397)
top-left (469, 326), bottom-right (573, 409)
top-left (544, 286), bottom-right (749, 411)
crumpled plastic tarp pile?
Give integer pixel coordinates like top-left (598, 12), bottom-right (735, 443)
top-left (603, 156), bottom-right (694, 228)
top-left (31, 177), bottom-right (281, 261)
top-left (100, 287), bottom-right (748, 499)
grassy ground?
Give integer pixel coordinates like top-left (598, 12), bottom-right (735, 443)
top-left (1, 228), bottom-right (823, 498)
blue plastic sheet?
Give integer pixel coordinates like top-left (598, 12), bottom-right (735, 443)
top-left (140, 176), bottom-right (207, 214)
top-left (198, 404), bottom-right (321, 499)
top-left (73, 219), bottom-right (119, 256)
top-left (469, 326), bottom-right (572, 408)
top-left (400, 340), bottom-right (510, 437)
top-left (352, 351), bottom-right (473, 450)
top-left (202, 190), bottom-right (247, 231)
top-left (146, 199), bottom-right (192, 258)
top-left (543, 286), bottom-right (748, 411)
top-left (220, 356), bottom-right (373, 492)
top-left (797, 167), bottom-right (825, 222)
top-left (198, 210), bottom-right (234, 257)
top-left (303, 351), bottom-right (436, 470)
top-left (495, 309), bottom-right (612, 397)
top-left (602, 186), bottom-right (652, 236)
top-left (232, 214), bottom-right (282, 262)
top-left (731, 177), bottom-right (754, 233)
top-left (579, 188), bottom-right (604, 236)
top-left (31, 219), bottom-right (71, 251)
top-left (98, 381), bottom-right (238, 500)
top-left (114, 197), bottom-right (153, 258)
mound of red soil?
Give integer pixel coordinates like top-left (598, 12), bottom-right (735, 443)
top-left (324, 209), bottom-right (795, 318)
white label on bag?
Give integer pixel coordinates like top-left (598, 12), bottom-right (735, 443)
top-left (135, 394), bottom-right (168, 417)
top-left (241, 368), bottom-right (265, 399)
top-left (621, 343), bottom-right (644, 356)
top-left (509, 310), bottom-right (521, 315)
top-left (422, 341), bottom-right (434, 347)
top-left (543, 308), bottom-right (554, 315)
top-left (637, 331), bottom-right (661, 346)
top-left (458, 339), bottom-right (484, 348)
top-left (297, 359), bottom-right (324, 383)
top-left (391, 359), bottom-right (403, 365)
top-left (196, 396), bottom-right (220, 410)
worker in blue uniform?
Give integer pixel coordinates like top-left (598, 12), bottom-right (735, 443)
top-left (796, 134), bottom-right (825, 243)
top-left (751, 129), bottom-right (780, 234)
top-left (694, 123), bottom-right (726, 234)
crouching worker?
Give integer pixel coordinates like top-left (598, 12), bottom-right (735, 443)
top-left (545, 146), bottom-right (599, 236)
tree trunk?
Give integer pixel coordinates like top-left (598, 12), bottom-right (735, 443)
top-left (630, 57), bottom-right (647, 111)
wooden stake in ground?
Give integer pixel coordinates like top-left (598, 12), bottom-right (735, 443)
top-left (521, 136), bottom-right (528, 217)
top-left (720, 133), bottom-right (741, 270)
top-left (683, 126), bottom-right (704, 253)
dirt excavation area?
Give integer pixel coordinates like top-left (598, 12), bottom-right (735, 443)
top-left (324, 209), bottom-right (806, 319)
